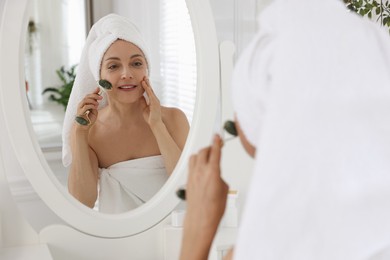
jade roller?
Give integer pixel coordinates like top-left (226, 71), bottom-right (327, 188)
top-left (74, 79), bottom-right (112, 126)
top-left (176, 120), bottom-right (238, 201)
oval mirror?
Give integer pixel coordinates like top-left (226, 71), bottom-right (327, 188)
top-left (0, 0), bottom-right (220, 237)
top-left (26, 0), bottom-right (197, 213)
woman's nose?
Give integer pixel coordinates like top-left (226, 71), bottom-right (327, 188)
top-left (121, 67), bottom-right (134, 79)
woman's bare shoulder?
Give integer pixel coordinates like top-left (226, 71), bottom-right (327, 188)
top-left (161, 106), bottom-right (189, 125)
top-left (161, 106), bottom-right (190, 149)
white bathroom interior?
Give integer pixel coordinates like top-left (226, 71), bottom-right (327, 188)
top-left (0, 0), bottom-right (268, 259)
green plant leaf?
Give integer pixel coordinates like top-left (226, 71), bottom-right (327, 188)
top-left (49, 94), bottom-right (59, 101)
top-left (43, 64), bottom-right (78, 109)
top-left (42, 87), bottom-right (60, 94)
top-left (384, 16), bottom-right (390, 26)
top-left (56, 69), bottom-right (67, 84)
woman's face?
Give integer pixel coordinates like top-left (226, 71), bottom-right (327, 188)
top-left (100, 39), bottom-right (148, 104)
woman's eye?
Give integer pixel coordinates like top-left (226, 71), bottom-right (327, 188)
top-left (108, 64), bottom-right (118, 70)
top-left (133, 61), bottom-right (143, 67)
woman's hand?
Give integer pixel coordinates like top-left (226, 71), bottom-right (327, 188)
top-left (186, 134), bottom-right (229, 229)
top-left (180, 135), bottom-right (229, 260)
top-left (75, 87), bottom-right (102, 128)
top-left (140, 76), bottom-right (162, 128)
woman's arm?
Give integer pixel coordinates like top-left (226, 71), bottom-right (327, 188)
top-left (67, 88), bottom-right (101, 208)
top-left (68, 126), bottom-right (99, 208)
top-left (151, 108), bottom-right (189, 174)
top-left (180, 135), bottom-right (229, 260)
top-left (141, 77), bottom-right (190, 174)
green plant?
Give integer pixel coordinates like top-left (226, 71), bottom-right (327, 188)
top-left (42, 64), bottom-right (77, 110)
top-left (344, 0), bottom-right (390, 33)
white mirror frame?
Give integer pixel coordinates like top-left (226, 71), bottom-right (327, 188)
top-left (0, 0), bottom-right (220, 238)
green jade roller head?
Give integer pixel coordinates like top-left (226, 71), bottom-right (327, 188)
top-left (75, 116), bottom-right (90, 126)
top-left (74, 79), bottom-right (112, 126)
top-left (98, 79), bottom-right (112, 91)
top-left (223, 120), bottom-right (238, 136)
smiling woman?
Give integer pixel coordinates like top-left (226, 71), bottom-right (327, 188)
top-left (29, 0), bottom-right (198, 185)
top-left (65, 16), bottom-right (190, 213)
top-left (25, 0), bottom-right (197, 212)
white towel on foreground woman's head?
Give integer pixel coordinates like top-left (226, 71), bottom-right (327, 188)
top-left (232, 0), bottom-right (390, 259)
top-left (62, 13), bottom-right (151, 167)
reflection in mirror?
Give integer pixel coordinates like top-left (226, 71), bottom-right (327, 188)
top-left (25, 0), bottom-right (196, 213)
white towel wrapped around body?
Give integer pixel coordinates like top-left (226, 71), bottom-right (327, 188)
top-left (97, 155), bottom-right (168, 214)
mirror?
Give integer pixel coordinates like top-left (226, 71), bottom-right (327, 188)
top-left (25, 0), bottom-right (197, 213)
top-left (0, 0), bottom-right (220, 237)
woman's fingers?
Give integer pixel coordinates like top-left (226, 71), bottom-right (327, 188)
top-left (188, 154), bottom-right (198, 183)
top-left (193, 135), bottom-right (222, 167)
top-left (87, 87), bottom-right (102, 100)
top-left (78, 99), bottom-right (99, 112)
top-left (93, 86), bottom-right (100, 94)
top-left (140, 77), bottom-right (163, 127)
top-left (86, 92), bottom-right (103, 102)
top-left (140, 96), bottom-right (148, 108)
top-left (141, 76), bottom-right (159, 104)
top-left (79, 104), bottom-right (96, 114)
top-left (209, 135), bottom-right (223, 166)
top-left (140, 97), bottom-right (150, 114)
top-left (141, 77), bottom-right (151, 93)
top-left (189, 154), bottom-right (197, 170)
top-left (197, 146), bottom-right (211, 165)
top-left (78, 88), bottom-right (102, 110)
top-left (75, 88), bottom-right (102, 126)
top-left (78, 98), bottom-right (99, 109)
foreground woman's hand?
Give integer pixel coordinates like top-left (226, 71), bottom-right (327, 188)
top-left (180, 135), bottom-right (229, 260)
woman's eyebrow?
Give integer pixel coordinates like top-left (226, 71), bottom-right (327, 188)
top-left (103, 57), bottom-right (120, 62)
top-left (130, 54), bottom-right (144, 59)
top-left (104, 54), bottom-right (144, 62)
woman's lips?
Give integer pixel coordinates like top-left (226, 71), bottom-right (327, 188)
top-left (118, 84), bottom-right (137, 91)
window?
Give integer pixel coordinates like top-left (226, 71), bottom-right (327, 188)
top-left (160, 0), bottom-right (197, 124)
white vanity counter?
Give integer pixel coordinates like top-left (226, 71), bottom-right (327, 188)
top-left (0, 244), bottom-right (53, 260)
top-left (29, 103), bottom-right (68, 187)
top-left (30, 103), bottom-right (64, 149)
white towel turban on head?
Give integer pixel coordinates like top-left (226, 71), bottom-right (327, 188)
top-left (232, 0), bottom-right (390, 259)
top-left (62, 13), bottom-right (151, 167)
